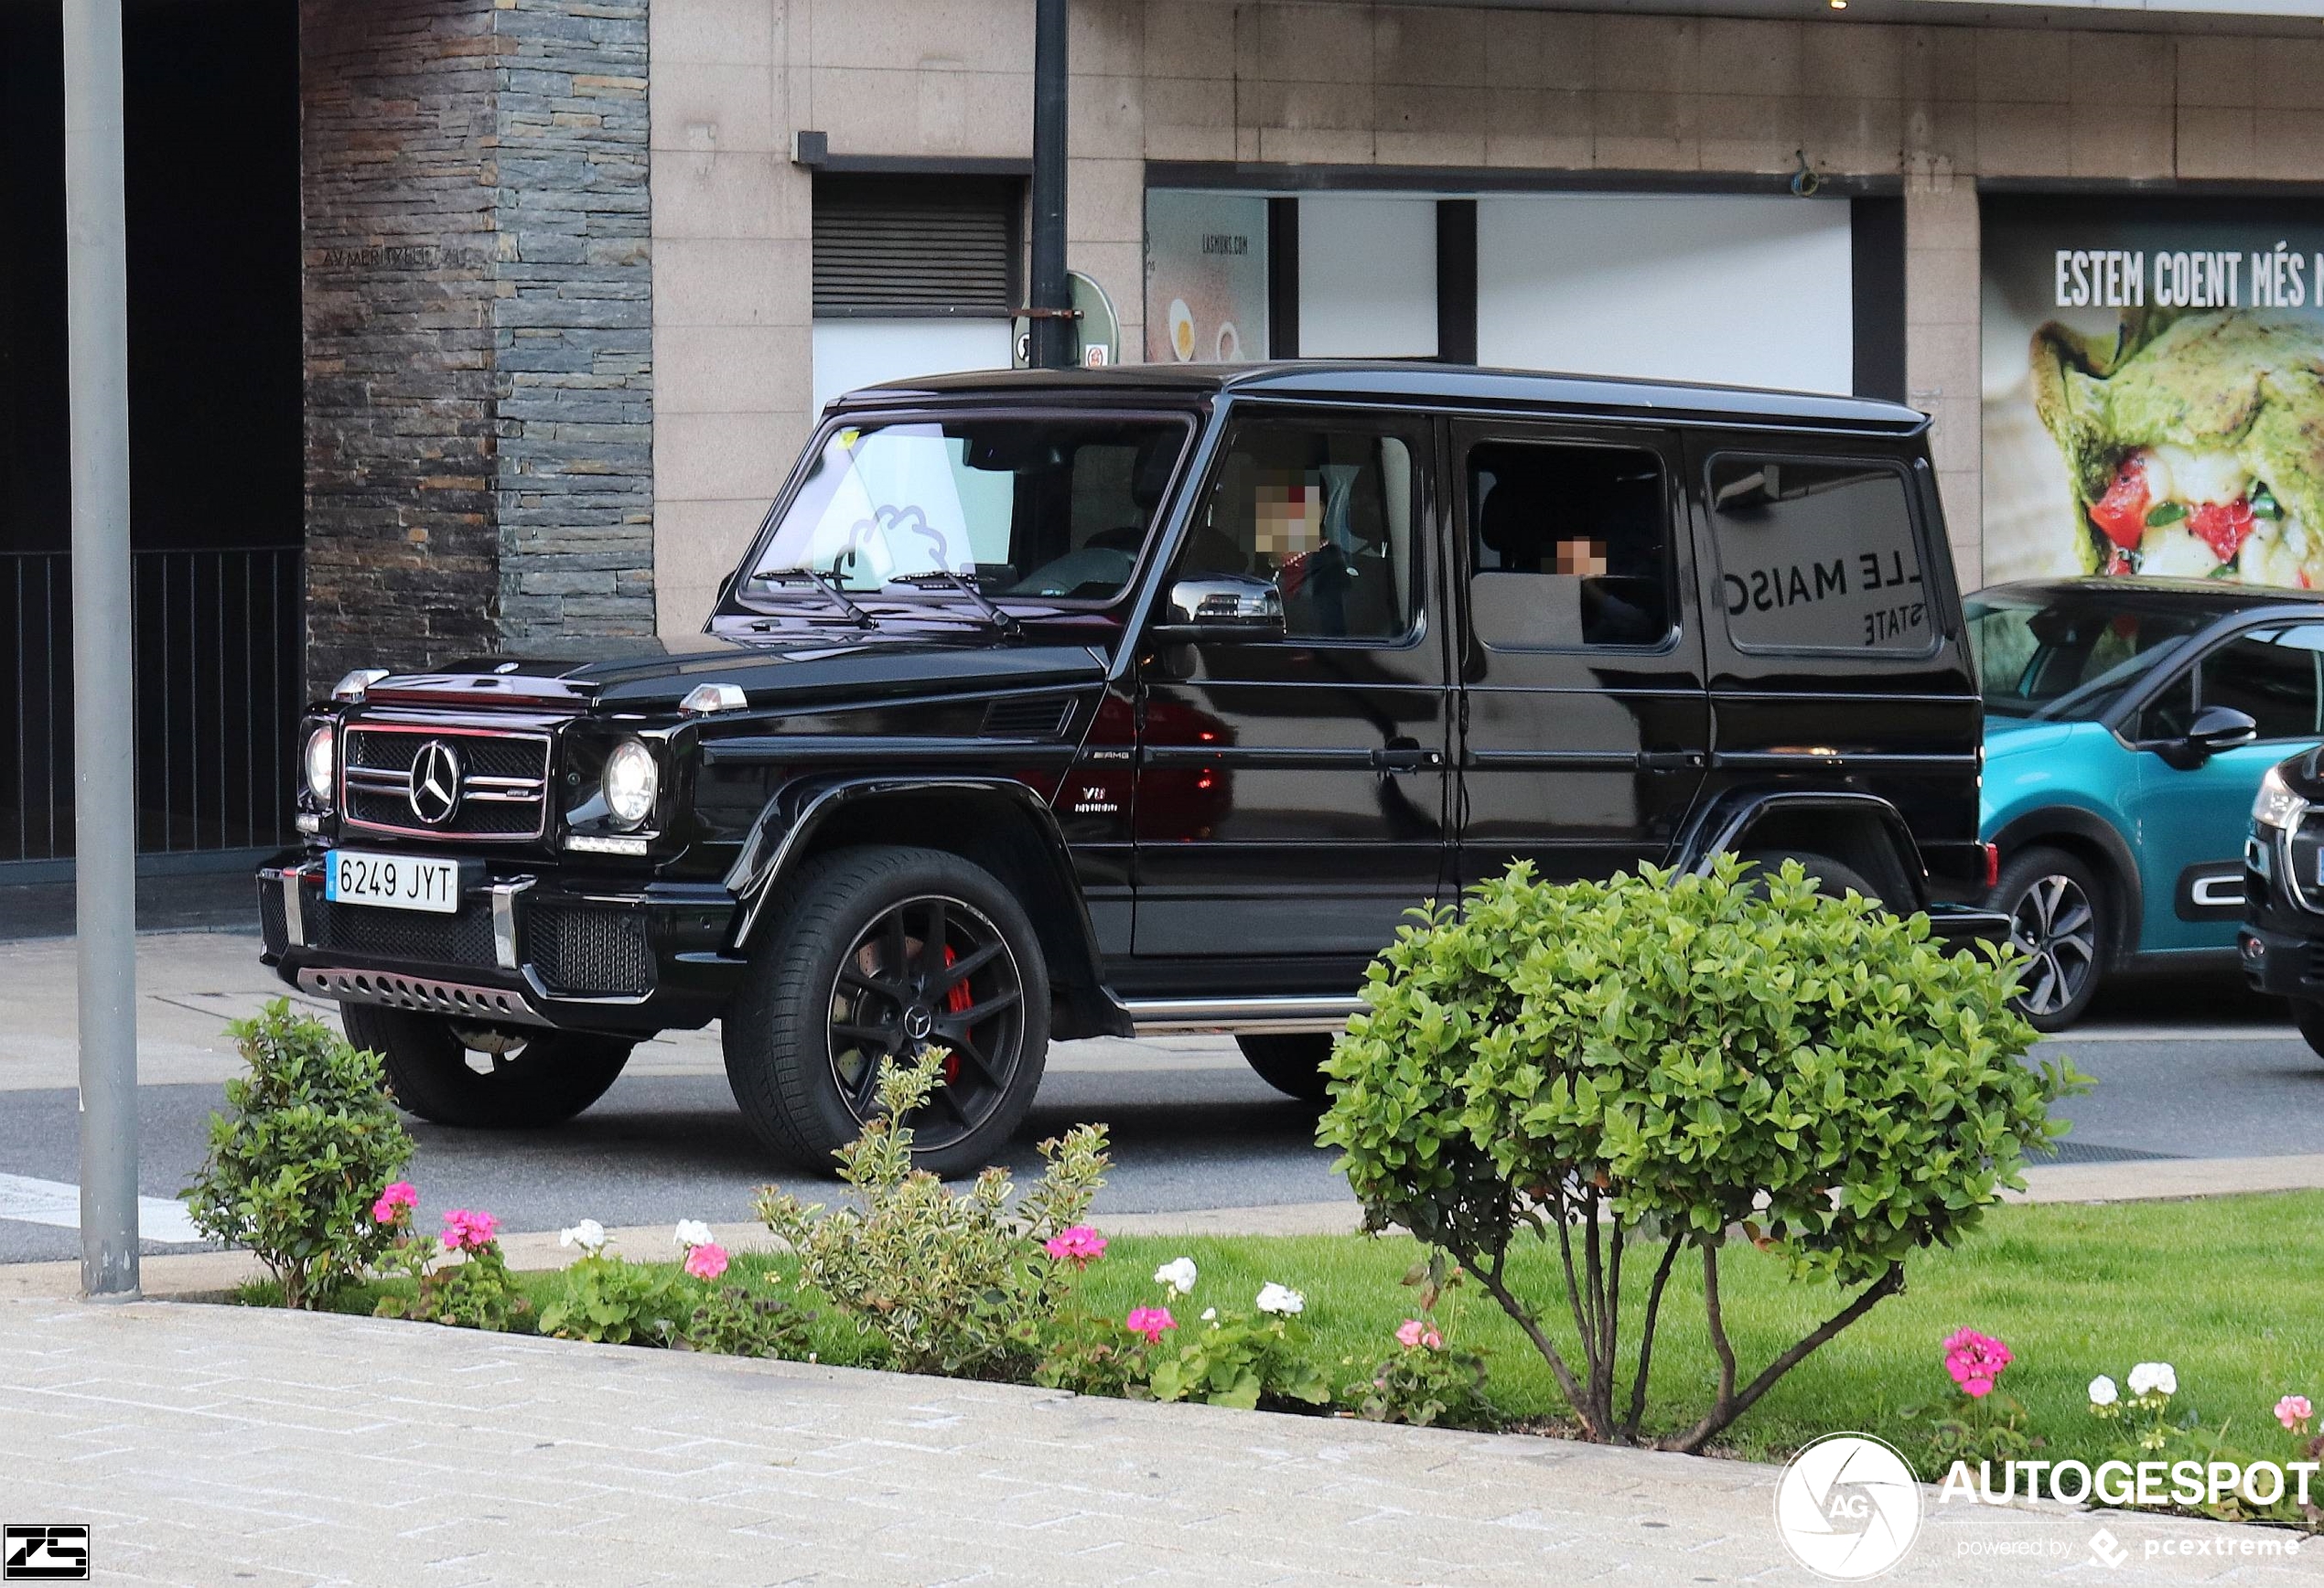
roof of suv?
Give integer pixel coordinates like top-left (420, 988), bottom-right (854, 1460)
top-left (1974, 575), bottom-right (2324, 617)
top-left (838, 361), bottom-right (1929, 433)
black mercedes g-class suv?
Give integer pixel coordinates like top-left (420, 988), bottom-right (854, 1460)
top-left (260, 363), bottom-right (2000, 1175)
top-left (2241, 745), bottom-right (2324, 1057)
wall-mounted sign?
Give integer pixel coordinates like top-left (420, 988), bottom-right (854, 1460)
top-left (1983, 196), bottom-right (2324, 589)
top-left (1144, 190), bottom-right (1267, 364)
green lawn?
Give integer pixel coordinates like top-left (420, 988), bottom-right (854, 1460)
top-left (309, 1191), bottom-right (2324, 1476)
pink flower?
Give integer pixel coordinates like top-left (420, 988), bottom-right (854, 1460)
top-left (1124, 1306), bottom-right (1177, 1346)
top-left (2277, 1394), bottom-right (2313, 1432)
top-left (683, 1242), bottom-right (730, 1282)
top-left (371, 1181), bottom-right (417, 1225)
top-left (1042, 1224), bottom-right (1108, 1268)
top-left (1942, 1327), bottom-right (2013, 1400)
top-left (1394, 1317), bottom-right (1442, 1350)
top-left (440, 1208), bottom-right (499, 1253)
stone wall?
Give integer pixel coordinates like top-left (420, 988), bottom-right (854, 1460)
top-left (300, 0), bottom-right (654, 683)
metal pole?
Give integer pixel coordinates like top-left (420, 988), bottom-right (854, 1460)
top-left (63, 0), bottom-right (141, 1300)
top-left (1028, 0), bottom-right (1071, 370)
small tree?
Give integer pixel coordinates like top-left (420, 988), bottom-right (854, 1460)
top-left (183, 999), bottom-right (414, 1308)
top-left (1318, 857), bottom-right (2085, 1451)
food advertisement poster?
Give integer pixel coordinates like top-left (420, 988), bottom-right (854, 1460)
top-left (1144, 190), bottom-right (1267, 366)
top-left (1983, 196), bottom-right (2324, 589)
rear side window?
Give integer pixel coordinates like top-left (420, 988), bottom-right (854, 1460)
top-left (1467, 442), bottom-right (1673, 649)
top-left (1709, 456), bottom-right (1930, 654)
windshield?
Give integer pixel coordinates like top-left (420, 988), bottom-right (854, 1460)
top-left (1966, 592), bottom-right (2208, 722)
top-left (741, 414), bottom-right (1190, 604)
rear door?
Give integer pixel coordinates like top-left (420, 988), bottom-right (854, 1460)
top-left (1130, 404), bottom-right (1452, 967)
top-left (1450, 418), bottom-right (1709, 885)
top-left (1686, 436), bottom-right (1981, 885)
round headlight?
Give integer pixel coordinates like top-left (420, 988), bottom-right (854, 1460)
top-left (303, 725), bottom-right (335, 806)
top-left (602, 738), bottom-right (659, 830)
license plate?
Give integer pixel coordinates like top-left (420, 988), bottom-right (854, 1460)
top-left (323, 849), bottom-right (461, 914)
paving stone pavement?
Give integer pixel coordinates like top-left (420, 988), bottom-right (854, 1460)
top-left (2, 1297), bottom-right (2318, 1586)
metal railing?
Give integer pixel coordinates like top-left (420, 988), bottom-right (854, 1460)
top-left (2, 546), bottom-right (304, 864)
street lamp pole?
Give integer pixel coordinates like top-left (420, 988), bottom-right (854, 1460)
top-left (1027, 0), bottom-right (1071, 370)
top-left (62, 0), bottom-right (142, 1299)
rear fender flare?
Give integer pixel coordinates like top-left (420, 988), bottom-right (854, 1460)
top-left (1673, 789), bottom-right (1931, 911)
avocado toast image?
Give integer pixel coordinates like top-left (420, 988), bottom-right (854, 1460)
top-left (2030, 308), bottom-right (2324, 585)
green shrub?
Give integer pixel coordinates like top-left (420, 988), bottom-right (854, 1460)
top-left (756, 1048), bottom-right (1110, 1377)
top-left (374, 1207), bottom-right (529, 1332)
top-left (181, 999), bottom-right (414, 1309)
top-left (1145, 1307), bottom-right (1329, 1411)
top-left (538, 1252), bottom-right (688, 1345)
top-left (684, 1277), bottom-right (818, 1359)
top-left (1319, 856), bottom-right (2086, 1451)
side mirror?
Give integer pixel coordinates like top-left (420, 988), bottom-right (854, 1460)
top-left (2157, 704), bottom-right (2259, 769)
top-left (1150, 573), bottom-right (1286, 643)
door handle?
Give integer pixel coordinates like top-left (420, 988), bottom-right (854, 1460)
top-left (1372, 739), bottom-right (1443, 774)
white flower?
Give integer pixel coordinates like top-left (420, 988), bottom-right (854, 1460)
top-left (558, 1218), bottom-right (607, 1254)
top-left (1200, 1307), bottom-right (1218, 1323)
top-left (1154, 1257), bottom-right (1198, 1295)
top-left (1254, 1282), bottom-right (1305, 1316)
top-left (2089, 1375), bottom-right (2118, 1407)
top-left (673, 1218), bottom-right (715, 1250)
top-left (2128, 1362), bottom-right (2177, 1397)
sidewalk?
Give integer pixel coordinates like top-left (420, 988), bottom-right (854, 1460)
top-left (4, 1294), bottom-right (2316, 1587)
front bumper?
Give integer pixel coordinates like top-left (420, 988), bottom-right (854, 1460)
top-left (257, 851), bottom-right (747, 1037)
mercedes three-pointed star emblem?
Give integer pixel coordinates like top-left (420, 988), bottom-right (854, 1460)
top-left (408, 739), bottom-right (463, 826)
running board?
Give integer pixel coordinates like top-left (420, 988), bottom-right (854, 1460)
top-left (297, 967), bottom-right (551, 1028)
top-left (1122, 995), bottom-right (1364, 1035)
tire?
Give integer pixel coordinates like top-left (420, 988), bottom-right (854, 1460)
top-left (2293, 1000), bottom-right (2324, 1061)
top-left (1737, 849), bottom-right (1883, 906)
top-left (1236, 1033), bottom-right (1335, 1104)
top-left (1988, 845), bottom-right (2108, 1032)
top-left (722, 844), bottom-right (1050, 1179)
top-left (340, 1003), bottom-right (633, 1128)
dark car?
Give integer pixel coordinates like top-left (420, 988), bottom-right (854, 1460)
top-left (2241, 745), bottom-right (2324, 1057)
top-left (260, 362), bottom-right (2001, 1175)
top-left (1974, 577), bottom-right (2324, 1029)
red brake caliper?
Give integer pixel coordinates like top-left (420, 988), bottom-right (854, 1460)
top-left (940, 944), bottom-right (971, 1082)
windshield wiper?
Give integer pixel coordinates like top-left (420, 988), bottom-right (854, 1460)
top-left (745, 566), bottom-right (878, 629)
top-left (886, 570), bottom-right (1022, 637)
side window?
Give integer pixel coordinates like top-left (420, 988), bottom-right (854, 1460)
top-left (1466, 442), bottom-right (1673, 648)
top-left (2139, 670), bottom-right (2195, 742)
top-left (1180, 419), bottom-right (1419, 642)
top-left (1709, 456), bottom-right (1929, 653)
top-left (2200, 626), bottom-right (2324, 740)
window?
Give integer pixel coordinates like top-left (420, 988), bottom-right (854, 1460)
top-left (1710, 456), bottom-right (1929, 653)
top-left (1178, 421), bottom-right (1419, 641)
top-left (744, 416), bottom-right (1189, 603)
top-left (2138, 670), bottom-right (2195, 742)
top-left (1966, 592), bottom-right (2205, 723)
top-left (2199, 626), bottom-right (2324, 740)
top-left (1467, 442), bottom-right (1671, 648)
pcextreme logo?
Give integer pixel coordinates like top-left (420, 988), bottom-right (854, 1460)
top-left (1774, 1432), bottom-right (1924, 1581)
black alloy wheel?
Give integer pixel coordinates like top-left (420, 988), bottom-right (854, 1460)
top-left (1992, 845), bottom-right (2106, 1031)
top-left (826, 892), bottom-right (1028, 1152)
top-left (724, 845), bottom-right (1051, 1178)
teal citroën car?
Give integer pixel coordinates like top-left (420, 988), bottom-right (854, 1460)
top-left (1973, 577), bottom-right (2324, 1029)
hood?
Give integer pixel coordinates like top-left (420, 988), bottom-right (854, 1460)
top-left (1981, 716), bottom-right (2081, 759)
top-left (354, 629), bottom-right (1111, 714)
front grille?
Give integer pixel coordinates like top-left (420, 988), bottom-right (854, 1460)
top-left (258, 877), bottom-right (288, 956)
top-left (528, 906), bottom-right (654, 996)
top-left (342, 723), bottom-right (551, 842)
top-left (305, 894), bottom-right (500, 971)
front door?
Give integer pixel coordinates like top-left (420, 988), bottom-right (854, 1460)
top-left (1131, 406), bottom-right (1450, 975)
top-left (1449, 420), bottom-right (1708, 886)
top-left (2130, 620), bottom-right (2324, 953)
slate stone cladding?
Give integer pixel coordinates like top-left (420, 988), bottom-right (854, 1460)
top-left (300, 0), bottom-right (653, 687)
